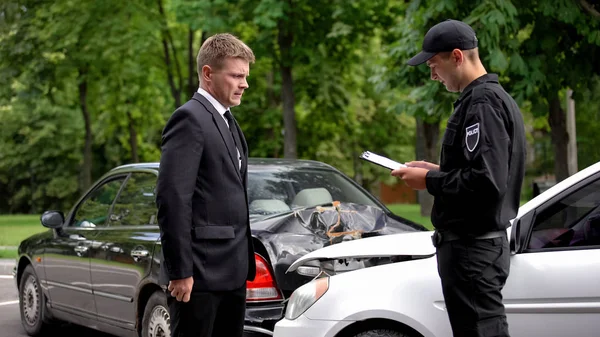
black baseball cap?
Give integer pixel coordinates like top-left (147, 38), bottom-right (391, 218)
top-left (407, 19), bottom-right (478, 66)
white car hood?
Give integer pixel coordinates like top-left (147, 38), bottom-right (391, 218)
top-left (287, 231), bottom-right (436, 272)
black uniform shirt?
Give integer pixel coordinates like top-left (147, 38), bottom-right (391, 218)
top-left (426, 73), bottom-right (526, 236)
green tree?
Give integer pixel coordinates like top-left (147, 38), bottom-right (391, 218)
top-left (509, 0), bottom-right (600, 182)
top-left (575, 76), bottom-right (600, 170)
top-left (248, 0), bottom-right (402, 159)
top-left (377, 0), bottom-right (600, 214)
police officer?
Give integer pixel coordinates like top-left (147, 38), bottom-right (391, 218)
top-left (391, 19), bottom-right (526, 337)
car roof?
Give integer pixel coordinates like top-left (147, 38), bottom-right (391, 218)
top-left (109, 158), bottom-right (338, 173)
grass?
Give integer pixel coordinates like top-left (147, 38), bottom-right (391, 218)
top-left (386, 203), bottom-right (433, 230)
top-left (0, 249), bottom-right (17, 259)
top-left (0, 214), bottom-right (47, 246)
top-left (0, 215), bottom-right (47, 259)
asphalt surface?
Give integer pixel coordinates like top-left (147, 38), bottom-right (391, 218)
top-left (0, 260), bottom-right (261, 337)
top-left (0, 260), bottom-right (111, 337)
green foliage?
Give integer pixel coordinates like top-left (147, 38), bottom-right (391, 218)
top-left (377, 0), bottom-right (521, 121)
top-left (575, 76), bottom-right (600, 170)
top-left (509, 0), bottom-right (600, 110)
top-left (1, 0), bottom-right (600, 214)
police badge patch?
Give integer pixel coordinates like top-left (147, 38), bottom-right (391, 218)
top-left (465, 123), bottom-right (480, 152)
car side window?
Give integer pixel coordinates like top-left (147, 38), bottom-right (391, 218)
top-left (109, 172), bottom-right (157, 226)
top-left (72, 178), bottom-right (126, 227)
top-left (528, 178), bottom-right (600, 250)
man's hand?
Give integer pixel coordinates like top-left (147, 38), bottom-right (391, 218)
top-left (391, 167), bottom-right (429, 190)
top-left (405, 160), bottom-right (439, 171)
top-left (168, 277), bottom-right (194, 302)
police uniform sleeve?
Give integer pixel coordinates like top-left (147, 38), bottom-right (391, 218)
top-left (426, 101), bottom-right (510, 201)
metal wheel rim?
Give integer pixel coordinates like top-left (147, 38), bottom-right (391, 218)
top-left (22, 275), bottom-right (40, 326)
top-left (148, 305), bottom-right (170, 337)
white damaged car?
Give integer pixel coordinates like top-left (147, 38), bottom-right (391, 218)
top-left (274, 161), bottom-right (600, 337)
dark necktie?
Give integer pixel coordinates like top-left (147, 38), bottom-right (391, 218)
top-left (224, 110), bottom-right (243, 171)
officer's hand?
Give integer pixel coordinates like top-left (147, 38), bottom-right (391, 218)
top-left (391, 167), bottom-right (429, 190)
top-left (405, 160), bottom-right (439, 171)
top-left (168, 277), bottom-right (194, 302)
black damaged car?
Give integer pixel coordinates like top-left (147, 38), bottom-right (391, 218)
top-left (13, 158), bottom-right (426, 337)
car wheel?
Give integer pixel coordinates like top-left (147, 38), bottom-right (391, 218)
top-left (354, 329), bottom-right (409, 337)
top-left (141, 290), bottom-right (171, 337)
top-left (19, 264), bottom-right (49, 336)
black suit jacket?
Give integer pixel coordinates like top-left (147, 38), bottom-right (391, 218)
top-left (156, 92), bottom-right (256, 291)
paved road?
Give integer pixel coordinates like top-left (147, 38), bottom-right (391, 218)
top-left (0, 260), bottom-right (259, 337)
top-left (0, 276), bottom-right (111, 337)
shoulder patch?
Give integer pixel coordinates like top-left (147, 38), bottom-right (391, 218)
top-left (465, 123), bottom-right (480, 152)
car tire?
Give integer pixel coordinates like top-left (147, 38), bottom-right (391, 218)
top-left (19, 264), bottom-right (49, 336)
top-left (141, 290), bottom-right (171, 337)
top-left (354, 329), bottom-right (409, 337)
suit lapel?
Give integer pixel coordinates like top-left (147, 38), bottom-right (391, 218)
top-left (192, 93), bottom-right (242, 182)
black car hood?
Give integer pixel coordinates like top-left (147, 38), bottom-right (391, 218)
top-left (250, 202), bottom-right (424, 291)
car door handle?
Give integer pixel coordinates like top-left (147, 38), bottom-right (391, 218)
top-left (74, 246), bottom-right (88, 255)
top-left (131, 249), bottom-right (149, 261)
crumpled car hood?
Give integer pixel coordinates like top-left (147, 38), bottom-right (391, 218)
top-left (287, 230), bottom-right (436, 272)
top-left (250, 202), bottom-right (426, 291)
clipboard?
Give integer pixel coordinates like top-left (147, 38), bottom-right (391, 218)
top-left (359, 151), bottom-right (407, 170)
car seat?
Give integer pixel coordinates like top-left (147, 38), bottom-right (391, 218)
top-left (291, 188), bottom-right (333, 208)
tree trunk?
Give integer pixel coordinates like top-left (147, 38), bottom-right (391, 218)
top-left (187, 28), bottom-right (197, 98)
top-left (548, 93), bottom-right (570, 182)
top-left (78, 70), bottom-right (92, 193)
top-left (266, 70), bottom-right (280, 158)
top-left (187, 30), bottom-right (207, 98)
top-left (566, 88), bottom-right (578, 175)
top-left (278, 15), bottom-right (297, 159)
top-left (415, 117), bottom-right (440, 217)
top-left (157, 0), bottom-right (181, 108)
top-left (126, 110), bottom-right (139, 163)
top-left (29, 167), bottom-right (36, 213)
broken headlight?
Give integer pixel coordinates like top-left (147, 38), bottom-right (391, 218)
top-left (284, 277), bottom-right (329, 320)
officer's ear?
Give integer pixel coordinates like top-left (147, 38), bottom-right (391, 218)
top-left (451, 49), bottom-right (464, 66)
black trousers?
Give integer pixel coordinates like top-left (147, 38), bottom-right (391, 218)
top-left (436, 235), bottom-right (511, 337)
top-left (168, 283), bottom-right (246, 337)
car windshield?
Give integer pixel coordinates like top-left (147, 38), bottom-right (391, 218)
top-left (247, 167), bottom-right (381, 218)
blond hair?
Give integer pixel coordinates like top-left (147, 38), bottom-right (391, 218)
top-left (197, 33), bottom-right (255, 78)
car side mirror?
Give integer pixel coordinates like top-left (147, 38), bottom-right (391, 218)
top-left (41, 210), bottom-right (65, 229)
top-left (510, 218), bottom-right (520, 255)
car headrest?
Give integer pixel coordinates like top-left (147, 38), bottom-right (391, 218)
top-left (249, 199), bottom-right (291, 215)
top-left (291, 188), bottom-right (333, 207)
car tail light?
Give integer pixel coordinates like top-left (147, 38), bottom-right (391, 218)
top-left (246, 253), bottom-right (283, 302)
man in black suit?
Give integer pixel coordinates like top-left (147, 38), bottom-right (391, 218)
top-left (156, 33), bottom-right (256, 337)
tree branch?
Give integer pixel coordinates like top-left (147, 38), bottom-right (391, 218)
top-left (580, 0), bottom-right (600, 18)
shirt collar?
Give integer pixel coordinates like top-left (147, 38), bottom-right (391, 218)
top-left (454, 73), bottom-right (499, 106)
top-left (197, 87), bottom-right (229, 116)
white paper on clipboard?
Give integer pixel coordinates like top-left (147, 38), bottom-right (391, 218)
top-left (359, 151), bottom-right (407, 170)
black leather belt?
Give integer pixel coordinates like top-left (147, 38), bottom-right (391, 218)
top-left (431, 230), bottom-right (506, 247)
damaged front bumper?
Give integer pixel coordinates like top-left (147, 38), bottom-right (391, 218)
top-left (243, 302), bottom-right (286, 336)
top-left (273, 314), bottom-right (350, 337)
